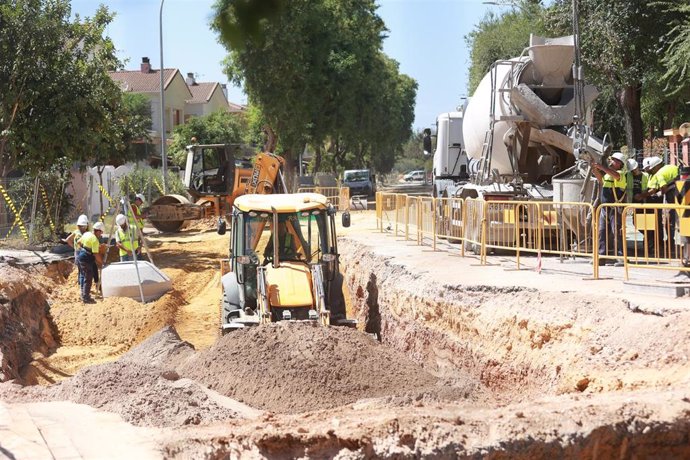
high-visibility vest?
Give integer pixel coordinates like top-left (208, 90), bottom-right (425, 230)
top-left (602, 170), bottom-right (627, 203)
top-left (78, 232), bottom-right (100, 254)
top-left (648, 164), bottom-right (679, 190)
top-left (116, 227), bottom-right (139, 257)
top-left (128, 204), bottom-right (144, 230)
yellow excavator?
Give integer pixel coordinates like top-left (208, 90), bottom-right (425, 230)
top-left (144, 132), bottom-right (286, 232)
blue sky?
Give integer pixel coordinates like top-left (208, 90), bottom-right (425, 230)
top-left (71, 0), bottom-right (516, 131)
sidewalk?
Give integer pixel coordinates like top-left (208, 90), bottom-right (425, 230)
top-left (343, 211), bottom-right (690, 315)
top-left (0, 401), bottom-right (160, 459)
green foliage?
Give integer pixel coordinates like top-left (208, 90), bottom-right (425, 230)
top-left (168, 110), bottom-right (247, 166)
top-left (387, 130), bottom-right (431, 175)
top-left (3, 158), bottom-right (74, 243)
top-left (213, 0), bottom-right (286, 50)
top-left (0, 0), bottom-right (144, 176)
top-left (465, 1), bottom-right (547, 95)
top-left (655, 1), bottom-right (690, 97)
top-left (115, 167), bottom-right (187, 205)
top-left (213, 0), bottom-right (416, 174)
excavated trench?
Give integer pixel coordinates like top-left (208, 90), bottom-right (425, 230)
top-left (2, 227), bottom-right (690, 458)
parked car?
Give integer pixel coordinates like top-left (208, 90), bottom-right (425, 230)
top-left (343, 169), bottom-right (376, 197)
top-left (404, 170), bottom-right (425, 182)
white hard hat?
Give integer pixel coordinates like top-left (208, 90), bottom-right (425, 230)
top-left (610, 152), bottom-right (626, 164)
top-left (115, 214), bottom-right (127, 226)
top-left (626, 159), bottom-right (639, 172)
top-left (76, 214), bottom-right (89, 227)
top-left (135, 193), bottom-right (145, 203)
top-left (643, 156), bottom-right (663, 171)
top-left (93, 222), bottom-right (105, 232)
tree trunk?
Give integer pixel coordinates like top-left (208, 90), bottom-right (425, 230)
top-left (616, 84), bottom-right (644, 152)
top-left (313, 145), bottom-right (322, 174)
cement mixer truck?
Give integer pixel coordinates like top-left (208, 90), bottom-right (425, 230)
top-left (431, 34), bottom-right (610, 200)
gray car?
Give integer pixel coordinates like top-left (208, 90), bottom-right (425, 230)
top-left (343, 169), bottom-right (375, 197)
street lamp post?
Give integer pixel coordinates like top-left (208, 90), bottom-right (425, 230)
top-left (159, 0), bottom-right (169, 194)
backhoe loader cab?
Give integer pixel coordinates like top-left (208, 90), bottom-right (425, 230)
top-left (220, 193), bottom-right (354, 333)
top-left (184, 143), bottom-right (253, 201)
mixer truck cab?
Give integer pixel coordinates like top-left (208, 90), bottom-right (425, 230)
top-left (431, 111), bottom-right (470, 197)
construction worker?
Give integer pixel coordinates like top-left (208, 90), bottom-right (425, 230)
top-left (129, 193), bottom-right (146, 232)
top-left (76, 221), bottom-right (105, 304)
top-left (62, 214), bottom-right (89, 287)
top-left (115, 213), bottom-right (140, 262)
top-left (626, 159), bottom-right (658, 254)
top-left (641, 157), bottom-right (680, 254)
top-left (592, 152), bottom-right (627, 265)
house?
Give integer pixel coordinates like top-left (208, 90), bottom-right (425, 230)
top-left (109, 57), bottom-right (245, 159)
top-left (109, 58), bottom-right (192, 156)
top-left (184, 73), bottom-right (230, 120)
top-left (664, 122), bottom-right (690, 166)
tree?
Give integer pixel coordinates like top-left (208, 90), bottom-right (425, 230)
top-left (120, 93), bottom-right (154, 161)
top-left (212, 0), bottom-right (416, 175)
top-left (0, 1), bottom-right (133, 176)
top-left (656, 1), bottom-right (690, 98)
top-left (465, 1), bottom-right (547, 95)
top-left (168, 110), bottom-right (247, 166)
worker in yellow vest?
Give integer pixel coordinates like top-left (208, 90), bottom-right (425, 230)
top-left (115, 214), bottom-right (141, 262)
top-left (76, 222), bottom-right (105, 304)
top-left (129, 193), bottom-right (146, 231)
top-left (626, 159), bottom-right (659, 254)
top-left (642, 157), bottom-right (680, 255)
top-left (592, 152), bottom-right (627, 265)
top-left (63, 214), bottom-right (89, 287)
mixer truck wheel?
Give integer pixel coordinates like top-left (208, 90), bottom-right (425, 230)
top-left (149, 194), bottom-right (190, 232)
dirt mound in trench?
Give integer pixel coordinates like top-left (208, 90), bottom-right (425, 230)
top-left (2, 328), bottom-right (258, 427)
top-left (48, 270), bottom-right (185, 348)
top-left (179, 322), bottom-right (448, 414)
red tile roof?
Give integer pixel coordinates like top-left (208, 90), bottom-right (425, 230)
top-left (186, 82), bottom-right (219, 103)
top-left (108, 68), bottom-right (190, 96)
top-left (228, 101), bottom-right (247, 112)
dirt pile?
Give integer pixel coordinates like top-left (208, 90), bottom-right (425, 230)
top-left (2, 327), bottom-right (259, 427)
top-left (48, 270), bottom-right (184, 348)
top-left (47, 361), bottom-right (241, 427)
top-left (178, 321), bottom-right (463, 414)
top-left (0, 264), bottom-right (62, 382)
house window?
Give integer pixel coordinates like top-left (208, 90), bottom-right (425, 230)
top-left (174, 109), bottom-right (181, 127)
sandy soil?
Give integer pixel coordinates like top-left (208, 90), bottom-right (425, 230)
top-left (18, 226), bottom-right (227, 385)
top-left (1, 211), bottom-right (690, 458)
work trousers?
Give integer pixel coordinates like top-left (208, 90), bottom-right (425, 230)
top-left (76, 249), bottom-right (95, 301)
top-left (598, 205), bottom-right (623, 256)
top-left (664, 189), bottom-right (678, 248)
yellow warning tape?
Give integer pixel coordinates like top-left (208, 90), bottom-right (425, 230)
top-left (39, 184), bottom-right (55, 232)
top-left (4, 196), bottom-right (31, 241)
top-left (0, 183), bottom-right (29, 241)
top-left (152, 177), bottom-right (164, 195)
top-left (97, 183), bottom-right (115, 221)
